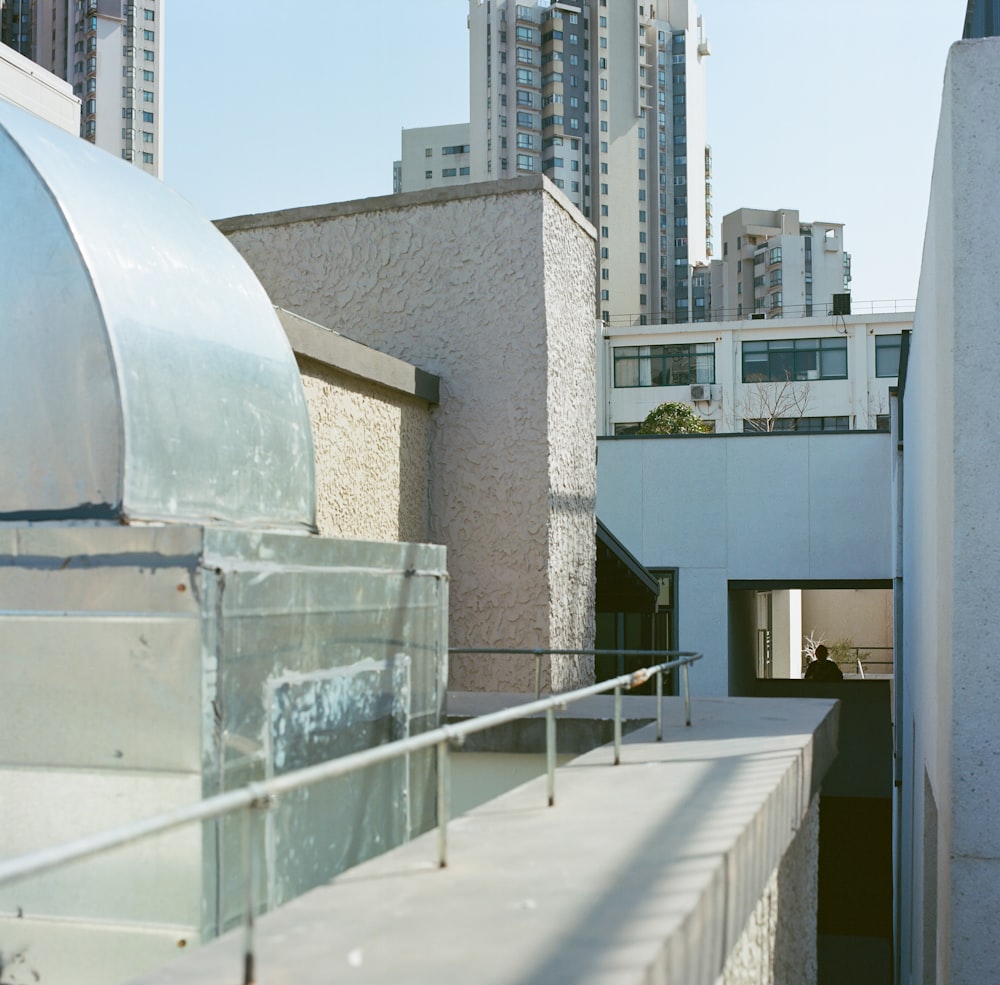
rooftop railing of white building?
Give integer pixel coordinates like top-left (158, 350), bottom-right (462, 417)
top-left (0, 649), bottom-right (702, 985)
top-left (603, 298), bottom-right (916, 329)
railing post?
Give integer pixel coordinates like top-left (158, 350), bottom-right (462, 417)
top-left (437, 740), bottom-right (449, 868)
top-left (656, 669), bottom-right (663, 742)
top-left (613, 685), bottom-right (622, 765)
top-left (242, 806), bottom-right (255, 985)
top-left (242, 795), bottom-right (269, 985)
top-left (546, 707), bottom-right (556, 807)
top-left (534, 649), bottom-right (542, 700)
top-left (682, 661), bottom-right (692, 727)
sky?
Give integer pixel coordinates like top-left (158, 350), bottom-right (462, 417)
top-left (164, 0), bottom-right (956, 305)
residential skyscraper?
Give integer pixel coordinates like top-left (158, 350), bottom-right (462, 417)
top-left (719, 208), bottom-right (852, 320)
top-left (397, 0), bottom-right (711, 326)
top-left (1, 0), bottom-right (162, 176)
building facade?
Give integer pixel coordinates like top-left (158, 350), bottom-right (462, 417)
top-left (394, 122), bottom-right (473, 194)
top-left (399, 0), bottom-right (711, 327)
top-left (718, 208), bottom-right (852, 321)
top-left (1, 0), bottom-right (162, 175)
top-left (599, 310), bottom-right (910, 434)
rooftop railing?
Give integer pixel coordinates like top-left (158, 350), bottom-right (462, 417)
top-left (0, 649), bottom-right (702, 985)
top-left (603, 298), bottom-right (916, 329)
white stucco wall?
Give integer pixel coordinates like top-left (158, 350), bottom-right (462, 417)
top-left (297, 357), bottom-right (430, 544)
top-left (597, 432), bottom-right (893, 695)
top-left (219, 178), bottom-right (597, 692)
top-left (900, 37), bottom-right (1000, 985)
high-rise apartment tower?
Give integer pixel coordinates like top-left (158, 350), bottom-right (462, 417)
top-left (719, 208), bottom-right (852, 320)
top-left (1, 0), bottom-right (162, 176)
top-left (397, 0), bottom-right (711, 326)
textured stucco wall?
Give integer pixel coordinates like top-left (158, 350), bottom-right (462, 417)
top-left (220, 178), bottom-right (596, 692)
top-left (297, 356), bottom-right (430, 543)
top-left (720, 795), bottom-right (820, 985)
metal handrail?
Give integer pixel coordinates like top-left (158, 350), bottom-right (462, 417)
top-left (602, 299), bottom-right (916, 329)
top-left (0, 650), bottom-right (701, 985)
top-left (449, 647), bottom-right (697, 700)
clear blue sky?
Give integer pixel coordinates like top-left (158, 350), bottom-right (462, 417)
top-left (164, 0), bottom-right (956, 305)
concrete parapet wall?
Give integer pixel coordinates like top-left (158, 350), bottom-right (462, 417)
top-left (127, 696), bottom-right (837, 985)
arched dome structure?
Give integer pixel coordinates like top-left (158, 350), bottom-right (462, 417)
top-left (0, 99), bottom-right (316, 529)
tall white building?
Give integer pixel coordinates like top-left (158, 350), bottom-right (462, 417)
top-left (398, 0), bottom-right (712, 326)
top-left (0, 0), bottom-right (162, 176)
top-left (719, 208), bottom-right (852, 320)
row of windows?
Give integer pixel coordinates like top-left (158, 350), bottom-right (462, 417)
top-left (611, 337), bottom-right (902, 388)
top-left (743, 416), bottom-right (850, 433)
top-left (425, 167), bottom-right (470, 178)
top-left (743, 338), bottom-right (847, 382)
top-left (614, 344), bottom-right (715, 388)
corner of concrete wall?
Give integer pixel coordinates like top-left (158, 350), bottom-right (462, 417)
top-left (542, 192), bottom-right (598, 692)
top-left (222, 181), bottom-right (598, 694)
top-left (902, 35), bottom-right (1000, 985)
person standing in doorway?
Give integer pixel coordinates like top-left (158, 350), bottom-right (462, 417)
top-left (804, 644), bottom-right (844, 681)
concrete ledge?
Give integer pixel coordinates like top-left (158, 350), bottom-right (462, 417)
top-left (215, 174), bottom-right (595, 240)
top-left (278, 307), bottom-right (440, 405)
top-left (129, 697), bottom-right (837, 985)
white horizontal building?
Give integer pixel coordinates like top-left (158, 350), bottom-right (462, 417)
top-left (599, 310), bottom-right (912, 434)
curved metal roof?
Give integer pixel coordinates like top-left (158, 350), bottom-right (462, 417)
top-left (0, 99), bottom-right (316, 529)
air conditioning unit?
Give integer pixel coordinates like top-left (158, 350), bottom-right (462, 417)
top-left (690, 384), bottom-right (711, 401)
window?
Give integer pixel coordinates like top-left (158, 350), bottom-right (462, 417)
top-left (516, 154), bottom-right (534, 171)
top-left (442, 168), bottom-right (457, 177)
top-left (425, 147), bottom-right (433, 157)
top-left (601, 290), bottom-right (610, 301)
top-left (516, 68), bottom-right (534, 85)
top-left (517, 133), bottom-right (534, 148)
top-left (601, 268), bottom-right (609, 280)
top-left (517, 46), bottom-right (533, 63)
top-left (769, 247), bottom-right (782, 264)
top-left (743, 416), bottom-right (850, 434)
top-left (142, 152), bottom-right (154, 164)
top-left (425, 170), bottom-right (433, 179)
top-left (742, 338), bottom-right (848, 383)
top-left (614, 343), bottom-right (716, 387)
top-left (143, 49), bottom-right (154, 61)
top-left (143, 29), bottom-right (154, 40)
top-left (142, 131), bottom-right (153, 143)
top-left (875, 335), bottom-right (902, 377)
top-left (460, 166), bottom-right (470, 175)
top-left (875, 414), bottom-right (890, 432)
top-left (143, 69), bottom-right (154, 81)
top-left (143, 110), bottom-right (154, 123)
top-left (442, 144), bottom-right (470, 155)
top-left (142, 90), bottom-right (154, 102)
top-left (601, 204), bottom-right (609, 216)
top-left (516, 25), bottom-right (533, 41)
top-left (517, 90), bottom-right (533, 105)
